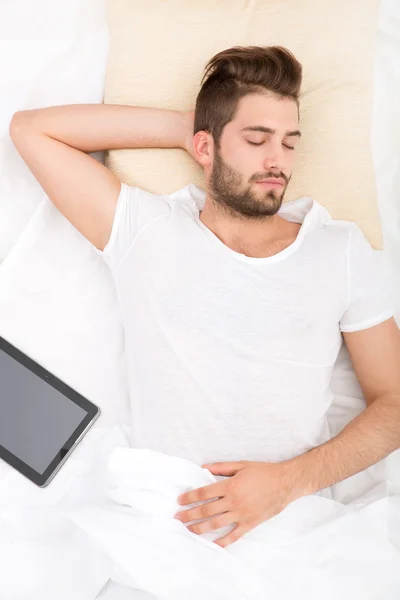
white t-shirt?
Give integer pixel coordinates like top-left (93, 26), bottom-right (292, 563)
top-left (95, 183), bottom-right (394, 469)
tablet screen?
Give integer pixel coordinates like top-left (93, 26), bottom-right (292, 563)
top-left (0, 349), bottom-right (87, 474)
top-left (0, 337), bottom-right (100, 486)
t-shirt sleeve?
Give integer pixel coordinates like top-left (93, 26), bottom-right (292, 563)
top-left (339, 224), bottom-right (395, 333)
top-left (93, 182), bottom-right (170, 270)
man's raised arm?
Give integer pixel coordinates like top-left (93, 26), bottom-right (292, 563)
top-left (9, 104), bottom-right (194, 250)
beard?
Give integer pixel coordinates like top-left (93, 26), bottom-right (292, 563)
top-left (208, 147), bottom-right (289, 220)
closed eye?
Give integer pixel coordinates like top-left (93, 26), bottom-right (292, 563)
top-left (247, 141), bottom-right (295, 150)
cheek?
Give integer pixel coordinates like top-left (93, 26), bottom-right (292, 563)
top-left (288, 148), bottom-right (297, 166)
top-left (230, 148), bottom-right (255, 177)
top-left (220, 151), bottom-right (247, 179)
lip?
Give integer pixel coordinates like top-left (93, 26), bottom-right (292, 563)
top-left (255, 179), bottom-right (284, 187)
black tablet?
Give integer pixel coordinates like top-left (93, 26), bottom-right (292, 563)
top-left (0, 335), bottom-right (100, 487)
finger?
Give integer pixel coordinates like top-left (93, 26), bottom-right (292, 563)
top-left (187, 512), bottom-right (236, 535)
top-left (177, 480), bottom-right (226, 507)
top-left (202, 461), bottom-right (247, 476)
top-left (176, 498), bottom-right (229, 524)
top-left (213, 524), bottom-right (246, 548)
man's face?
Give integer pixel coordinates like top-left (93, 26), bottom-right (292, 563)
top-left (207, 93), bottom-right (301, 220)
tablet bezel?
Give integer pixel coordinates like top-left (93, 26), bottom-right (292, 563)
top-left (0, 335), bottom-right (100, 487)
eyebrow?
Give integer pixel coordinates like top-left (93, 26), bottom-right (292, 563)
top-left (241, 126), bottom-right (302, 138)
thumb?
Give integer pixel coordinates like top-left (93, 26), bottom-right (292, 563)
top-left (202, 461), bottom-right (246, 476)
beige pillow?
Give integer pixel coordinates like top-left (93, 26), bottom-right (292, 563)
top-left (105, 0), bottom-right (382, 249)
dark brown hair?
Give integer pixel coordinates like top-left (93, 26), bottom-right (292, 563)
top-left (194, 46), bottom-right (302, 148)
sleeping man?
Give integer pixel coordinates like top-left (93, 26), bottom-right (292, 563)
top-left (9, 45), bottom-right (400, 550)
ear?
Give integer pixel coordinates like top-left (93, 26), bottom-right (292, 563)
top-left (192, 131), bottom-right (214, 167)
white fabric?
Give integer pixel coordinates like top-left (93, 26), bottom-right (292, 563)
top-left (0, 0), bottom-right (399, 598)
top-left (0, 0), bottom-right (110, 262)
top-left (372, 0), bottom-right (400, 318)
top-left (0, 0), bottom-right (131, 430)
top-left (0, 426), bottom-right (399, 600)
top-left (92, 182), bottom-right (394, 473)
top-left (374, 0), bottom-right (400, 493)
top-left (98, 582), bottom-right (154, 600)
top-left (0, 198), bottom-right (130, 430)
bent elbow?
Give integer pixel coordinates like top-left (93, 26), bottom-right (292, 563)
top-left (9, 110), bottom-right (37, 138)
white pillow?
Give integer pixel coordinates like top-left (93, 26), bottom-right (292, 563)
top-left (0, 0), bottom-right (109, 263)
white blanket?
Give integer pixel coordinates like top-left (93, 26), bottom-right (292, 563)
top-left (1, 426), bottom-right (399, 600)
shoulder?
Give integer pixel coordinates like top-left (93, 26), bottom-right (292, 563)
top-left (323, 219), bottom-right (375, 260)
top-left (324, 217), bottom-right (365, 237)
top-left (121, 182), bottom-right (172, 221)
top-left (167, 183), bottom-right (204, 216)
top-left (316, 209), bottom-right (371, 256)
top-left (302, 203), bottom-right (377, 273)
top-left (125, 182), bottom-right (202, 220)
top-left (305, 211), bottom-right (353, 259)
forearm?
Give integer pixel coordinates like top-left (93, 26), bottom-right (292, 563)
top-left (10, 104), bottom-right (190, 154)
top-left (287, 392), bottom-right (400, 497)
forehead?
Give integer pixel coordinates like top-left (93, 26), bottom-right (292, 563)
top-left (232, 93), bottom-right (299, 132)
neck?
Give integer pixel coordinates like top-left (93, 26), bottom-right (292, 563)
top-left (199, 198), bottom-right (288, 256)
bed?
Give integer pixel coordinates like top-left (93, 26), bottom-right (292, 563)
top-left (0, 1), bottom-right (399, 598)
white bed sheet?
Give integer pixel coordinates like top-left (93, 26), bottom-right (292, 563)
top-left (0, 1), bottom-right (399, 598)
top-left (372, 0), bottom-right (400, 490)
top-left (98, 582), bottom-right (153, 600)
top-left (373, 0), bottom-right (400, 316)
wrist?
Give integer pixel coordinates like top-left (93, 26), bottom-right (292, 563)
top-left (181, 110), bottom-right (195, 152)
top-left (281, 452), bottom-right (317, 501)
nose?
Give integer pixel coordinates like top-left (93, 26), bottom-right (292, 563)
top-left (262, 140), bottom-right (285, 171)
